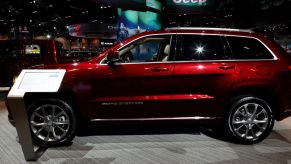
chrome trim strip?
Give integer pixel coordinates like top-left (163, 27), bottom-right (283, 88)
top-left (165, 27), bottom-right (253, 33)
top-left (100, 33), bottom-right (278, 65)
top-left (90, 116), bottom-right (218, 122)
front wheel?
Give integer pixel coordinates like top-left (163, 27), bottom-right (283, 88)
top-left (28, 99), bottom-right (77, 147)
top-left (225, 96), bottom-right (274, 144)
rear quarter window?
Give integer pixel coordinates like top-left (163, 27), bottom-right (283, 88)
top-left (226, 36), bottom-right (274, 60)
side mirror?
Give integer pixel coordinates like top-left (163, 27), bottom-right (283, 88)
top-left (107, 50), bottom-right (120, 67)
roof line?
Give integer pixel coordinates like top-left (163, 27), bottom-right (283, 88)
top-left (165, 27), bottom-right (253, 33)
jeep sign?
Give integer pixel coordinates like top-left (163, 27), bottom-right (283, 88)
top-left (166, 0), bottom-right (214, 13)
top-left (172, 0), bottom-right (207, 5)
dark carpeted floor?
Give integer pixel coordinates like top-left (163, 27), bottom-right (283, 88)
top-left (0, 100), bottom-right (291, 163)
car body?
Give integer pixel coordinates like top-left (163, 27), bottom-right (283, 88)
top-left (0, 40), bottom-right (99, 91)
top-left (0, 40), bottom-right (63, 90)
top-left (8, 27), bottom-right (291, 146)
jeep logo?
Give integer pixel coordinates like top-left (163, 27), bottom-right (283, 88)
top-left (173, 0), bottom-right (207, 5)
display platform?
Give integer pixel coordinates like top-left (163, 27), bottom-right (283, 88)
top-left (1, 100), bottom-right (291, 163)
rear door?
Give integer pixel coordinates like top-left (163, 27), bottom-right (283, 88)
top-left (171, 34), bottom-right (242, 118)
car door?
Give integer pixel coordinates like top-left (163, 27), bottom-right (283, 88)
top-left (89, 34), bottom-right (177, 119)
top-left (170, 34), bottom-right (242, 119)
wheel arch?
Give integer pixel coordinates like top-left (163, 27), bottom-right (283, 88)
top-left (23, 89), bottom-right (85, 127)
top-left (230, 86), bottom-right (280, 120)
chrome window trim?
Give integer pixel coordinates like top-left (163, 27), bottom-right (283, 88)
top-left (100, 33), bottom-right (278, 65)
top-left (100, 59), bottom-right (277, 66)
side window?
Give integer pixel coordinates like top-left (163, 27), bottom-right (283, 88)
top-left (226, 36), bottom-right (274, 59)
top-left (175, 35), bottom-right (230, 61)
top-left (118, 35), bottom-right (172, 63)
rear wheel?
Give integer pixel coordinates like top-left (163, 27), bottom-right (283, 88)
top-left (226, 96), bottom-right (274, 144)
top-left (28, 99), bottom-right (77, 147)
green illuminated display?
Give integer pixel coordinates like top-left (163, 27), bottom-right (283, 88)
top-left (117, 0), bottom-right (161, 42)
top-left (146, 0), bottom-right (162, 10)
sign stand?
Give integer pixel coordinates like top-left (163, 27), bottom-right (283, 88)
top-left (7, 96), bottom-right (47, 161)
top-left (7, 69), bottom-right (66, 161)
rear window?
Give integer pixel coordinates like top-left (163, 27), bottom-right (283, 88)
top-left (226, 36), bottom-right (274, 60)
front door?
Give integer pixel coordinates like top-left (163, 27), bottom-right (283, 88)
top-left (90, 34), bottom-right (176, 119)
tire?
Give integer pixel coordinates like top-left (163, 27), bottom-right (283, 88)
top-left (225, 96), bottom-right (274, 144)
top-left (27, 99), bottom-right (77, 147)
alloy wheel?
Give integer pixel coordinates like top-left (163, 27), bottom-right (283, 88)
top-left (230, 103), bottom-right (269, 140)
top-left (30, 104), bottom-right (70, 142)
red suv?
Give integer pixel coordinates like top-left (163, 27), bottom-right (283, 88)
top-left (0, 40), bottom-right (63, 90)
top-left (11, 28), bottom-right (291, 147)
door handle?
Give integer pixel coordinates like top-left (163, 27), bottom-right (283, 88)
top-left (218, 65), bottom-right (235, 70)
top-left (145, 67), bottom-right (169, 72)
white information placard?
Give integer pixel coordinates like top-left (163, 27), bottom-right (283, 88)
top-left (6, 69), bottom-right (65, 161)
top-left (8, 69), bottom-right (66, 97)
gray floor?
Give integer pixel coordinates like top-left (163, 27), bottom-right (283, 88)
top-left (1, 100), bottom-right (291, 164)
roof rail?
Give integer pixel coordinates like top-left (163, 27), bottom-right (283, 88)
top-left (165, 27), bottom-right (253, 33)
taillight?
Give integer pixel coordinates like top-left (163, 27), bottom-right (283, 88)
top-left (289, 66), bottom-right (291, 70)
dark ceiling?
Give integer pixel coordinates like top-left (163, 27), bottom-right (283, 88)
top-left (0, 0), bottom-right (291, 38)
top-left (0, 0), bottom-right (116, 37)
